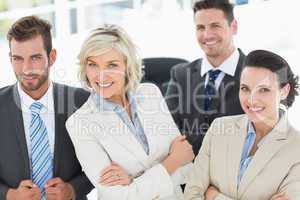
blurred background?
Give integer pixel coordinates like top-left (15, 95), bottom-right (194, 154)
top-left (0, 0), bottom-right (298, 198)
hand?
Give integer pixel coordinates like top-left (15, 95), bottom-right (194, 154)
top-left (205, 185), bottom-right (219, 200)
top-left (169, 135), bottom-right (195, 166)
top-left (270, 192), bottom-right (289, 200)
top-left (45, 177), bottom-right (75, 200)
top-left (100, 162), bottom-right (132, 186)
top-left (6, 180), bottom-right (41, 200)
top-left (162, 135), bottom-right (194, 174)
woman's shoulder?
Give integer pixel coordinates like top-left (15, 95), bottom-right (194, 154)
top-left (211, 114), bottom-right (247, 126)
top-left (66, 95), bottom-right (94, 123)
top-left (207, 114), bottom-right (247, 136)
top-left (136, 83), bottom-right (162, 96)
top-left (288, 126), bottom-right (300, 147)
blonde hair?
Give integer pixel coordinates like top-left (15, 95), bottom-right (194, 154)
top-left (78, 24), bottom-right (142, 92)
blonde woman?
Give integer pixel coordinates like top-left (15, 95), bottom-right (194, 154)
top-left (65, 24), bottom-right (194, 200)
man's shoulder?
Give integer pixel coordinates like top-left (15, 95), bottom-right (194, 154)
top-left (54, 83), bottom-right (89, 96)
top-left (0, 84), bottom-right (15, 100)
top-left (172, 58), bottom-right (202, 71)
top-left (53, 83), bottom-right (90, 109)
top-left (170, 58), bottom-right (203, 82)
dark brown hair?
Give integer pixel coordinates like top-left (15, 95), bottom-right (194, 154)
top-left (193, 0), bottom-right (234, 24)
top-left (243, 49), bottom-right (299, 108)
top-left (7, 15), bottom-right (52, 55)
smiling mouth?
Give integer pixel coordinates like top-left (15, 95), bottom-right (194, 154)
top-left (22, 75), bottom-right (38, 80)
top-left (248, 106), bottom-right (264, 112)
top-left (97, 82), bottom-right (113, 88)
top-left (203, 41), bottom-right (218, 47)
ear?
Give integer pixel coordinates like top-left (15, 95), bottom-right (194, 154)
top-left (230, 19), bottom-right (238, 35)
top-left (280, 83), bottom-right (290, 100)
top-left (48, 48), bottom-right (57, 66)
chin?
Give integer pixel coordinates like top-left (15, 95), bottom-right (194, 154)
top-left (246, 111), bottom-right (265, 122)
top-left (96, 91), bottom-right (112, 99)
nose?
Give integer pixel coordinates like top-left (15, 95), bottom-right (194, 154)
top-left (249, 89), bottom-right (260, 105)
top-left (202, 28), bottom-right (214, 40)
top-left (22, 59), bottom-right (34, 75)
top-left (95, 68), bottom-right (111, 80)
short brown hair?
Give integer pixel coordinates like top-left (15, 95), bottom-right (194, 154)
top-left (193, 0), bottom-right (234, 24)
top-left (7, 15), bottom-right (52, 55)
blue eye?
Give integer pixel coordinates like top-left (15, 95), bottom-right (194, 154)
top-left (87, 63), bottom-right (97, 67)
top-left (107, 64), bottom-right (118, 68)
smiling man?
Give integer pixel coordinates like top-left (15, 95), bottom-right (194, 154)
top-left (0, 16), bottom-right (93, 200)
top-left (165, 0), bottom-right (245, 155)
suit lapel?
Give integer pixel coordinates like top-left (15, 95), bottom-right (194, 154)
top-left (52, 83), bottom-right (65, 176)
top-left (217, 49), bottom-right (244, 113)
top-left (191, 60), bottom-right (207, 115)
top-left (87, 97), bottom-right (150, 167)
top-left (235, 48), bottom-right (246, 79)
top-left (226, 116), bottom-right (248, 197)
top-left (238, 114), bottom-right (289, 198)
top-left (11, 84), bottom-right (31, 178)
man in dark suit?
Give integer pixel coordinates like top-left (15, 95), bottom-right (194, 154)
top-left (165, 0), bottom-right (245, 155)
top-left (0, 16), bottom-right (93, 200)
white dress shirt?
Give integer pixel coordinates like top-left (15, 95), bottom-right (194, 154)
top-left (201, 49), bottom-right (240, 90)
top-left (17, 82), bottom-right (55, 162)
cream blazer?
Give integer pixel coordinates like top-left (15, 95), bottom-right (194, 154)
top-left (184, 114), bottom-right (300, 200)
top-left (66, 83), bottom-right (192, 200)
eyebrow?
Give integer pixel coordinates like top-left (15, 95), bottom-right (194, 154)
top-left (10, 54), bottom-right (43, 58)
top-left (86, 59), bottom-right (121, 63)
top-left (10, 54), bottom-right (23, 59)
top-left (31, 54), bottom-right (43, 57)
top-left (86, 59), bottom-right (96, 63)
top-left (240, 83), bottom-right (271, 88)
top-left (210, 22), bottom-right (221, 26)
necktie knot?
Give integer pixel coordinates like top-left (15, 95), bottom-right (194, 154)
top-left (30, 102), bottom-right (43, 115)
top-left (208, 69), bottom-right (221, 82)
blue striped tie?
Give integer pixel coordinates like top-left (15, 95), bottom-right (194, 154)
top-left (29, 102), bottom-right (53, 199)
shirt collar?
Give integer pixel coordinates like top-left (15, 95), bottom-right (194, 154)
top-left (201, 48), bottom-right (239, 77)
top-left (91, 91), bottom-right (141, 115)
top-left (17, 82), bottom-right (54, 113)
top-left (247, 122), bottom-right (256, 136)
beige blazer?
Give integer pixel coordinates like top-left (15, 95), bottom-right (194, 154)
top-left (184, 114), bottom-right (300, 200)
top-left (66, 83), bottom-right (191, 200)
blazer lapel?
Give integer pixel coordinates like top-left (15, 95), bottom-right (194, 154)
top-left (87, 97), bottom-right (150, 167)
top-left (226, 116), bottom-right (248, 197)
top-left (238, 114), bottom-right (289, 198)
top-left (11, 84), bottom-right (31, 178)
top-left (134, 92), bottom-right (163, 161)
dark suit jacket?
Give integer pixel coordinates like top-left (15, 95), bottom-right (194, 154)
top-left (0, 83), bottom-right (94, 200)
top-left (165, 49), bottom-right (245, 155)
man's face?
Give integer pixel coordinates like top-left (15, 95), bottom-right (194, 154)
top-left (194, 8), bottom-right (237, 60)
top-left (10, 35), bottom-right (55, 97)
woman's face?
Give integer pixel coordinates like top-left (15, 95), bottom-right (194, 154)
top-left (85, 48), bottom-right (127, 103)
top-left (239, 67), bottom-right (289, 126)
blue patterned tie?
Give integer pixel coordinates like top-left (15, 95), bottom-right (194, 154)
top-left (204, 69), bottom-right (222, 111)
top-left (30, 102), bottom-right (53, 199)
